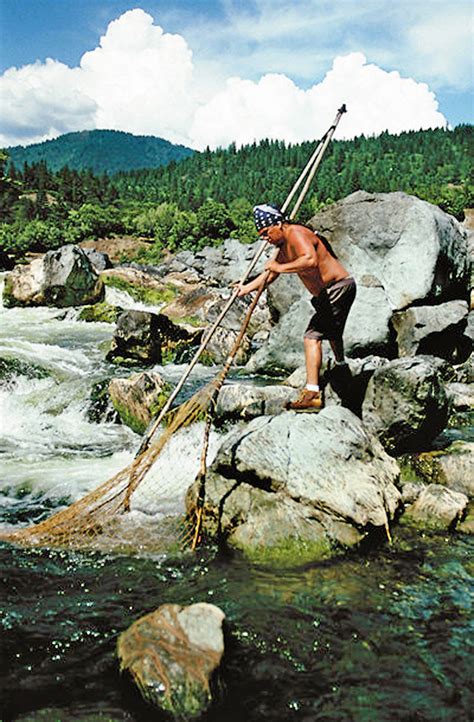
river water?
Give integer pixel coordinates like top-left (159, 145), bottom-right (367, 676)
top-left (0, 277), bottom-right (472, 722)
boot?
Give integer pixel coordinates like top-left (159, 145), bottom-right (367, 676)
top-left (287, 389), bottom-right (324, 412)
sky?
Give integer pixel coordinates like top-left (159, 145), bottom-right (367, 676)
top-left (0, 0), bottom-right (473, 150)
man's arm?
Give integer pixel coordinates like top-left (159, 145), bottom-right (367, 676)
top-left (265, 228), bottom-right (318, 274)
top-left (236, 268), bottom-right (279, 297)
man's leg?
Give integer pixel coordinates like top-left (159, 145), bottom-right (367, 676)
top-left (329, 336), bottom-right (345, 364)
top-left (304, 337), bottom-right (322, 386)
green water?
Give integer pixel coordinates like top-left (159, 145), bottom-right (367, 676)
top-left (1, 527), bottom-right (472, 722)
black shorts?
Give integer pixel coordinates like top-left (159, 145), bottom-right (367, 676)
top-left (304, 277), bottom-right (356, 341)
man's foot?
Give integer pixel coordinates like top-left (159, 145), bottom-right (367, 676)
top-left (287, 389), bottom-right (324, 412)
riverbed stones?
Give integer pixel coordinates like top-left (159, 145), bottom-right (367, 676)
top-left (362, 356), bottom-right (450, 454)
top-left (391, 300), bottom-right (469, 360)
top-left (108, 371), bottom-right (170, 434)
top-left (403, 484), bottom-right (469, 529)
top-left (117, 602), bottom-right (225, 719)
top-left (3, 246), bottom-right (105, 308)
top-left (186, 406), bottom-right (401, 562)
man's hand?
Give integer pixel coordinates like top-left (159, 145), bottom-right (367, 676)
top-left (265, 259), bottom-right (281, 274)
top-left (232, 282), bottom-right (248, 297)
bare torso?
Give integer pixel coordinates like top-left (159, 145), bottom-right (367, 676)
top-left (278, 224), bottom-right (349, 296)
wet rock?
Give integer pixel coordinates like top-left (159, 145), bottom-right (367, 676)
top-left (3, 246), bottom-right (105, 308)
top-left (107, 310), bottom-right (200, 366)
top-left (400, 442), bottom-right (474, 498)
top-left (362, 356), bottom-right (449, 454)
top-left (78, 301), bottom-right (122, 323)
top-left (108, 371), bottom-right (170, 434)
top-left (87, 379), bottom-right (120, 424)
top-left (458, 502), bottom-right (474, 534)
top-left (216, 383), bottom-right (297, 420)
top-left (403, 484), bottom-right (468, 529)
top-left (186, 407), bottom-right (401, 562)
top-left (391, 300), bottom-right (470, 361)
top-left (117, 602), bottom-right (225, 719)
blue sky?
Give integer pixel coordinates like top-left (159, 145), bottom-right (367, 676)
top-left (1, 0), bottom-right (472, 149)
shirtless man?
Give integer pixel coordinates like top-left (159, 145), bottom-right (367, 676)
top-left (237, 204), bottom-right (356, 411)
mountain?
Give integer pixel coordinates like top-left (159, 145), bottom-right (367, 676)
top-left (5, 129), bottom-right (195, 174)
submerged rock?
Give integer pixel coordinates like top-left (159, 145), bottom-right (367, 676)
top-left (362, 356), bottom-right (449, 454)
top-left (186, 407), bottom-right (401, 563)
top-left (117, 602), bottom-right (225, 719)
top-left (108, 371), bottom-right (170, 434)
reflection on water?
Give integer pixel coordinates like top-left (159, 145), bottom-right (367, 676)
top-left (1, 528), bottom-right (472, 722)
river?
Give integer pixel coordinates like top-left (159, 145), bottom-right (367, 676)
top-left (0, 277), bottom-right (472, 721)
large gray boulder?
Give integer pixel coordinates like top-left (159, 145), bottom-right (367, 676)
top-left (186, 407), bottom-right (401, 562)
top-left (3, 245), bottom-right (105, 308)
top-left (362, 356), bottom-right (450, 454)
top-left (117, 603), bottom-right (225, 719)
top-left (312, 191), bottom-right (468, 308)
top-left (391, 300), bottom-right (470, 360)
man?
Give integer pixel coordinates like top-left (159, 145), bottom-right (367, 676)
top-left (237, 204), bottom-right (356, 412)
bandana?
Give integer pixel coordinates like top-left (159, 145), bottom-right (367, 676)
top-left (253, 204), bottom-right (284, 232)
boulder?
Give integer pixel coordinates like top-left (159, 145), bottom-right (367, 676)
top-left (202, 325), bottom-right (252, 365)
top-left (362, 356), bottom-right (450, 454)
top-left (286, 355), bottom-right (391, 415)
top-left (400, 442), bottom-right (474, 498)
top-left (117, 602), bottom-right (225, 719)
top-left (108, 371), bottom-right (170, 434)
top-left (107, 310), bottom-right (200, 366)
top-left (41, 245), bottom-right (105, 307)
top-left (3, 258), bottom-right (45, 307)
top-left (391, 300), bottom-right (470, 360)
top-left (311, 191), bottom-right (469, 309)
top-left (186, 407), bottom-right (401, 562)
top-left (246, 295), bottom-right (314, 373)
top-left (3, 246), bottom-right (105, 308)
top-left (403, 484), bottom-right (468, 529)
top-left (446, 382), bottom-right (474, 412)
top-left (102, 266), bottom-right (181, 307)
top-left (216, 383), bottom-right (297, 421)
top-left (82, 248), bottom-right (112, 272)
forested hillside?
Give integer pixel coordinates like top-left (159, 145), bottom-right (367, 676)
top-left (6, 130), bottom-right (194, 174)
top-left (1, 126), bottom-right (472, 263)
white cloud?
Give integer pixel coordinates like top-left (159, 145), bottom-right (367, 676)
top-left (78, 9), bottom-right (196, 143)
top-left (0, 59), bottom-right (96, 147)
top-left (191, 53), bottom-right (446, 149)
top-left (0, 9), bottom-right (448, 151)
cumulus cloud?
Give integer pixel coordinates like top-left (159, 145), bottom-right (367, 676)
top-left (0, 8), bottom-right (447, 150)
top-left (0, 59), bottom-right (96, 147)
top-left (191, 53), bottom-right (446, 148)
